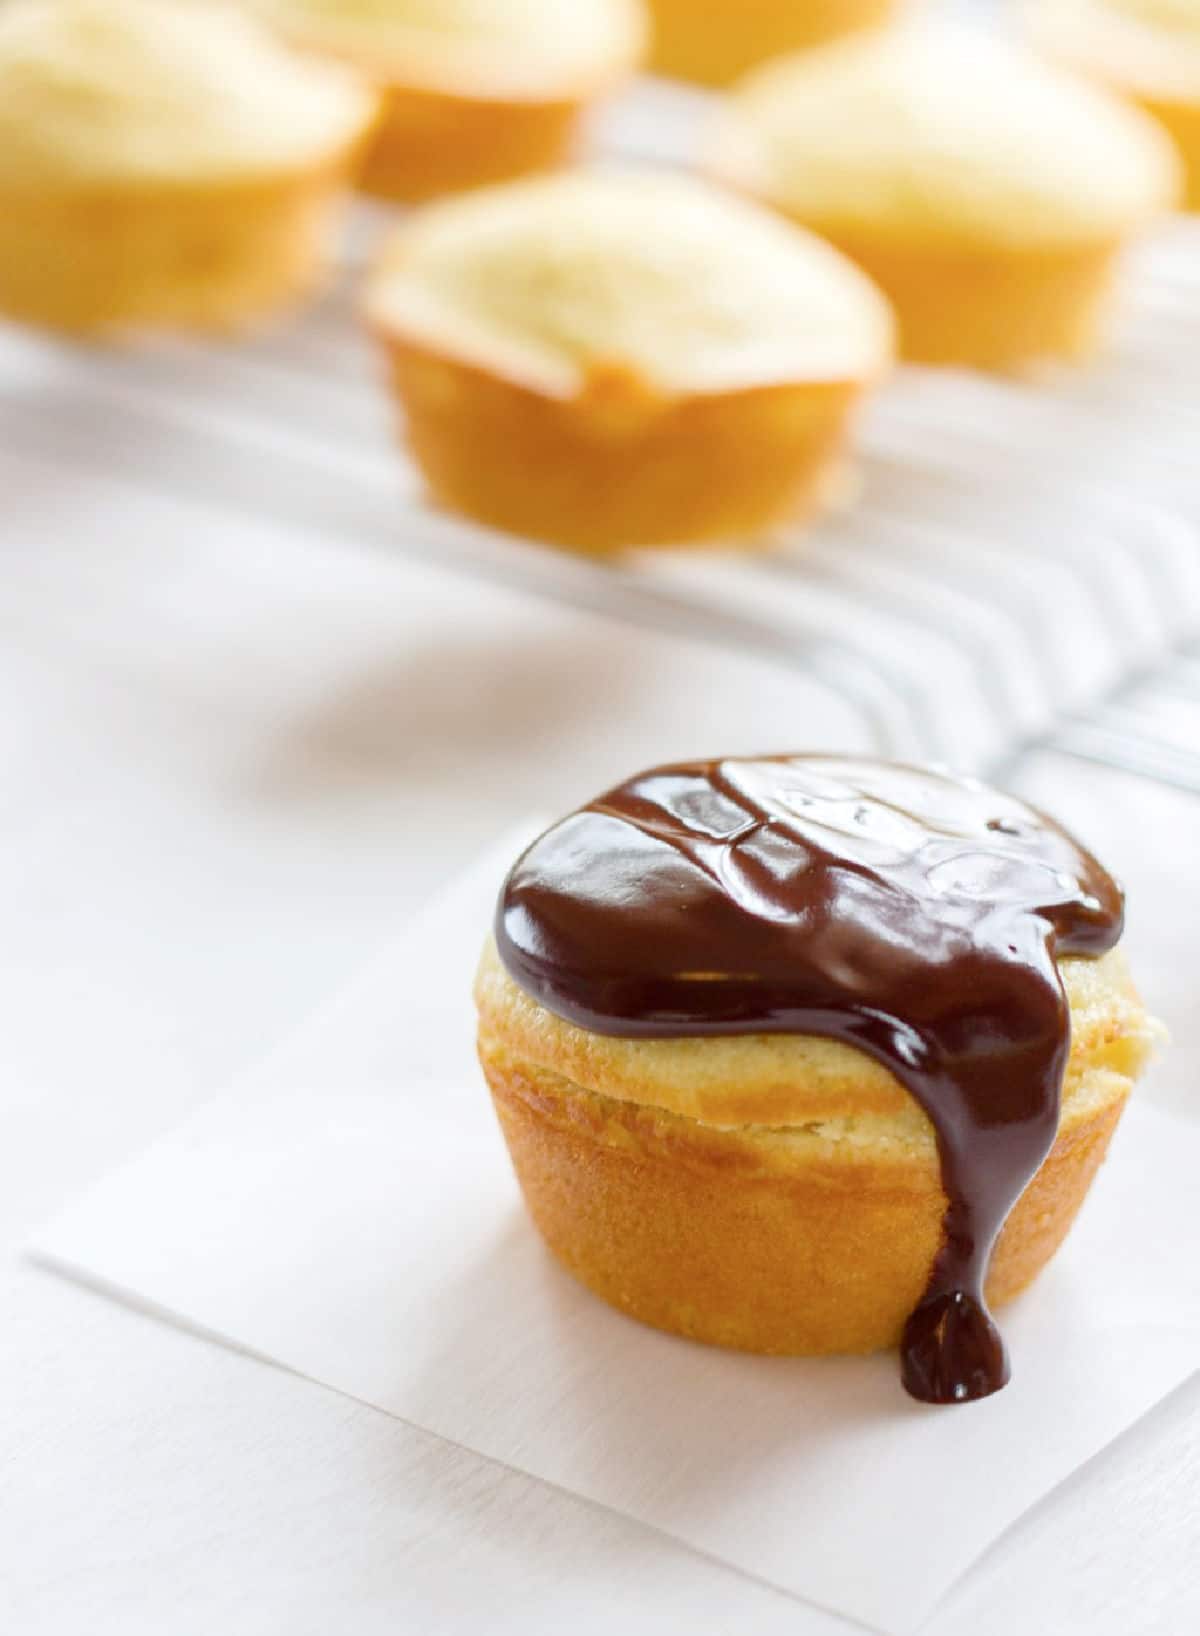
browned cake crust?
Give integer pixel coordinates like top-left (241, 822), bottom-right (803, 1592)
top-left (0, 161), bottom-right (359, 333)
top-left (376, 334), bottom-right (867, 550)
top-left (647, 0), bottom-right (900, 87)
top-left (357, 86), bottom-right (584, 202)
top-left (769, 232), bottom-right (1124, 368)
top-left (477, 944), bottom-right (1156, 1355)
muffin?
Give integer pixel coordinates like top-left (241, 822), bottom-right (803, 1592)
top-left (711, 24), bottom-right (1181, 367)
top-left (256, 0), bottom-right (647, 201)
top-left (1029, 0), bottom-right (1200, 208)
top-left (0, 0), bottom-right (376, 336)
top-left (647, 0), bottom-right (903, 87)
top-left (364, 170), bottom-right (893, 553)
top-left (476, 755), bottom-right (1157, 1403)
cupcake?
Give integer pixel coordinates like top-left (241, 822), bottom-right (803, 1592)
top-left (647, 0), bottom-right (903, 88)
top-left (364, 169), bottom-right (893, 553)
top-left (0, 0), bottom-right (375, 336)
top-left (476, 755), bottom-right (1157, 1403)
top-left (711, 24), bottom-right (1180, 367)
top-left (256, 0), bottom-right (647, 201)
top-left (1029, 0), bottom-right (1200, 208)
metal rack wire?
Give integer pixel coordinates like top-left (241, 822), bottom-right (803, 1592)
top-left (2, 116), bottom-right (1199, 791)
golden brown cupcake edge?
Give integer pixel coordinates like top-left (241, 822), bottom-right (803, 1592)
top-left (647, 0), bottom-right (901, 88)
top-left (373, 330), bottom-right (871, 550)
top-left (476, 943), bottom-right (1156, 1355)
top-left (0, 156), bottom-right (365, 335)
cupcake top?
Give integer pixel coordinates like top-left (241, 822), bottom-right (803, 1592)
top-left (0, 0), bottom-right (376, 190)
top-left (1030, 0), bottom-right (1200, 97)
top-left (713, 23), bottom-right (1180, 249)
top-left (494, 755), bottom-right (1123, 1046)
top-left (366, 169), bottom-right (894, 395)
top-left (259, 0), bottom-right (647, 97)
top-left (490, 753), bottom-right (1128, 1400)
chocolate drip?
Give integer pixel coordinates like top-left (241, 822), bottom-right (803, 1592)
top-left (495, 756), bottom-right (1123, 1403)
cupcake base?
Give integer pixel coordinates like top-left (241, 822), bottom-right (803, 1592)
top-left (648, 0), bottom-right (899, 88)
top-left (359, 85), bottom-right (585, 203)
top-left (377, 332), bottom-right (868, 551)
top-left (807, 231), bottom-right (1122, 369)
top-left (481, 1042), bottom-right (1129, 1356)
top-left (0, 163), bottom-right (354, 335)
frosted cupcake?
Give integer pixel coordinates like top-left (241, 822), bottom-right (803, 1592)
top-left (0, 0), bottom-right (376, 334)
top-left (365, 169), bottom-right (893, 552)
top-left (711, 24), bottom-right (1180, 367)
top-left (257, 0), bottom-right (647, 201)
top-left (479, 755), bottom-right (1158, 1402)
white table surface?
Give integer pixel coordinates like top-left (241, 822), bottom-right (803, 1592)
top-left (2, 356), bottom-right (1200, 1636)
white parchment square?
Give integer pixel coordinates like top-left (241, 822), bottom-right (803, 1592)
top-left (31, 833), bottom-right (1200, 1635)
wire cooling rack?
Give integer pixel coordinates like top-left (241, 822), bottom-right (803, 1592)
top-left (2, 83), bottom-right (1199, 791)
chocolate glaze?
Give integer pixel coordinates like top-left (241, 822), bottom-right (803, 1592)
top-left (495, 755), bottom-right (1124, 1404)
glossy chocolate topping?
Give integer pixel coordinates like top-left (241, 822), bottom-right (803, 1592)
top-left (495, 755), bottom-right (1124, 1404)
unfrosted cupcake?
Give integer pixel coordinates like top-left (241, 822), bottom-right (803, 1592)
top-left (364, 168), bottom-right (892, 552)
top-left (477, 755), bottom-right (1158, 1403)
top-left (0, 0), bottom-right (375, 336)
top-left (647, 0), bottom-right (903, 87)
top-left (711, 24), bottom-right (1180, 366)
top-left (257, 0), bottom-right (647, 201)
top-left (1030, 0), bottom-right (1200, 207)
